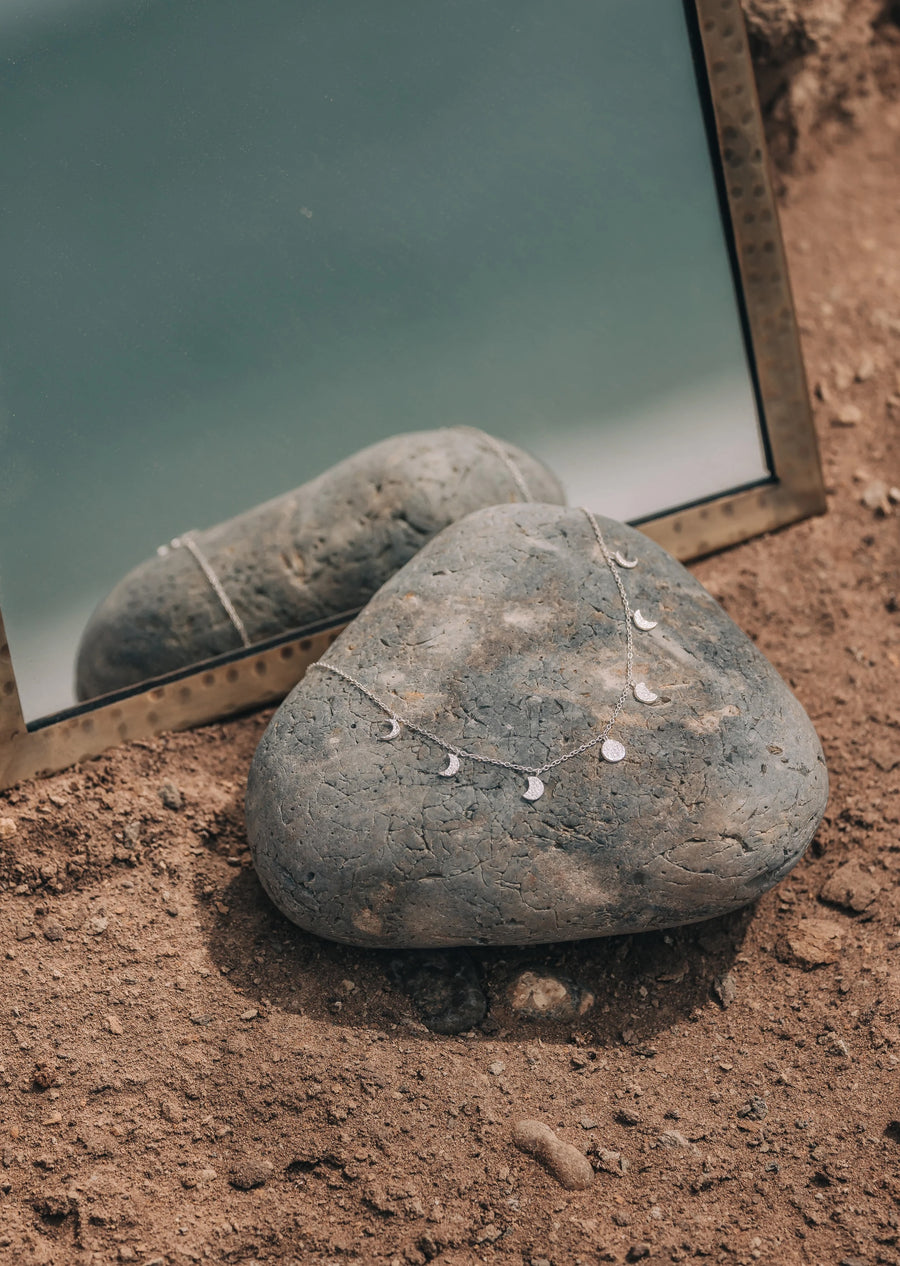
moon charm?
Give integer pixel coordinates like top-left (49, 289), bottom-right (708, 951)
top-left (633, 609), bottom-right (658, 631)
top-left (633, 681), bottom-right (659, 704)
top-left (379, 718), bottom-right (401, 740)
top-left (439, 753), bottom-right (461, 777)
top-left (523, 776), bottom-right (545, 802)
top-left (601, 738), bottom-right (627, 763)
top-left (614, 550), bottom-right (638, 568)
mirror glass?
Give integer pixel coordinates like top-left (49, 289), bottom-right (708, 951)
top-left (0, 0), bottom-right (769, 722)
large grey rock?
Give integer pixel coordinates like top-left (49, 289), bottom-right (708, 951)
top-left (246, 503), bottom-right (828, 949)
top-left (75, 428), bottom-right (563, 699)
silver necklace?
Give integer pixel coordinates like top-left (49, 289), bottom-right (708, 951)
top-left (309, 508), bottom-right (660, 802)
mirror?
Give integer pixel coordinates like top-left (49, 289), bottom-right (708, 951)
top-left (0, 0), bottom-right (823, 753)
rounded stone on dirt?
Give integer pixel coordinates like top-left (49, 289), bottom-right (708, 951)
top-left (512, 1119), bottom-right (594, 1190)
top-left (247, 503), bottom-right (828, 949)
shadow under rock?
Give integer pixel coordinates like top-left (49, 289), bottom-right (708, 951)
top-left (199, 866), bottom-right (751, 1043)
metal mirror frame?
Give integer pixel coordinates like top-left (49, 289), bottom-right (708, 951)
top-left (0, 0), bottom-right (825, 790)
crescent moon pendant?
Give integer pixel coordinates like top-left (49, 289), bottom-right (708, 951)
top-left (633, 681), bottom-right (659, 704)
top-left (439, 753), bottom-right (461, 777)
top-left (633, 609), bottom-right (658, 631)
top-left (379, 718), bottom-right (401, 740)
top-left (614, 550), bottom-right (638, 568)
top-left (523, 776), bottom-right (545, 802)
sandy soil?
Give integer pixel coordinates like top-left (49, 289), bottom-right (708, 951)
top-left (2, 30), bottom-right (900, 1266)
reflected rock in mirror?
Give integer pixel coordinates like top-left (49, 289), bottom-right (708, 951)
top-left (74, 427), bottom-right (564, 699)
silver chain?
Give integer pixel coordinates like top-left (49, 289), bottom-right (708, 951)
top-left (310, 508), bottom-right (641, 780)
top-left (454, 426), bottom-right (534, 502)
top-left (158, 532), bottom-right (251, 648)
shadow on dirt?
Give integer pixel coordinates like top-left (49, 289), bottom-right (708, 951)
top-left (200, 864), bottom-right (752, 1047)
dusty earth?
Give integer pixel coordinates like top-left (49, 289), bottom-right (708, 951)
top-left (2, 13), bottom-right (900, 1266)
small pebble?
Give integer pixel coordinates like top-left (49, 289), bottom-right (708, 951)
top-left (861, 480), bottom-right (892, 515)
top-left (737, 1096), bottom-right (768, 1121)
top-left (776, 919), bottom-right (844, 968)
top-left (712, 970), bottom-right (737, 1009)
top-left (591, 1145), bottom-right (628, 1175)
top-left (507, 971), bottom-right (594, 1021)
top-left (512, 1119), bottom-right (593, 1191)
top-left (31, 1063), bottom-right (57, 1091)
top-left (0, 817), bottom-right (17, 839)
top-left (159, 783), bottom-right (184, 811)
top-left (42, 920), bottom-right (65, 942)
top-left (657, 1130), bottom-right (691, 1148)
top-left (819, 861), bottom-right (880, 913)
top-left (229, 1158), bottom-right (273, 1190)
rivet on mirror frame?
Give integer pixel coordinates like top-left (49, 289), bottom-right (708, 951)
top-left (202, 672), bottom-right (216, 687)
top-left (226, 667), bottom-right (239, 683)
top-left (254, 661), bottom-right (268, 676)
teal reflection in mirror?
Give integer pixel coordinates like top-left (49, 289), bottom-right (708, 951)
top-left (0, 0), bottom-right (769, 721)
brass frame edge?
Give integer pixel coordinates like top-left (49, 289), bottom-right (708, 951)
top-left (665, 0), bottom-right (827, 554)
top-left (0, 622), bottom-right (346, 790)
